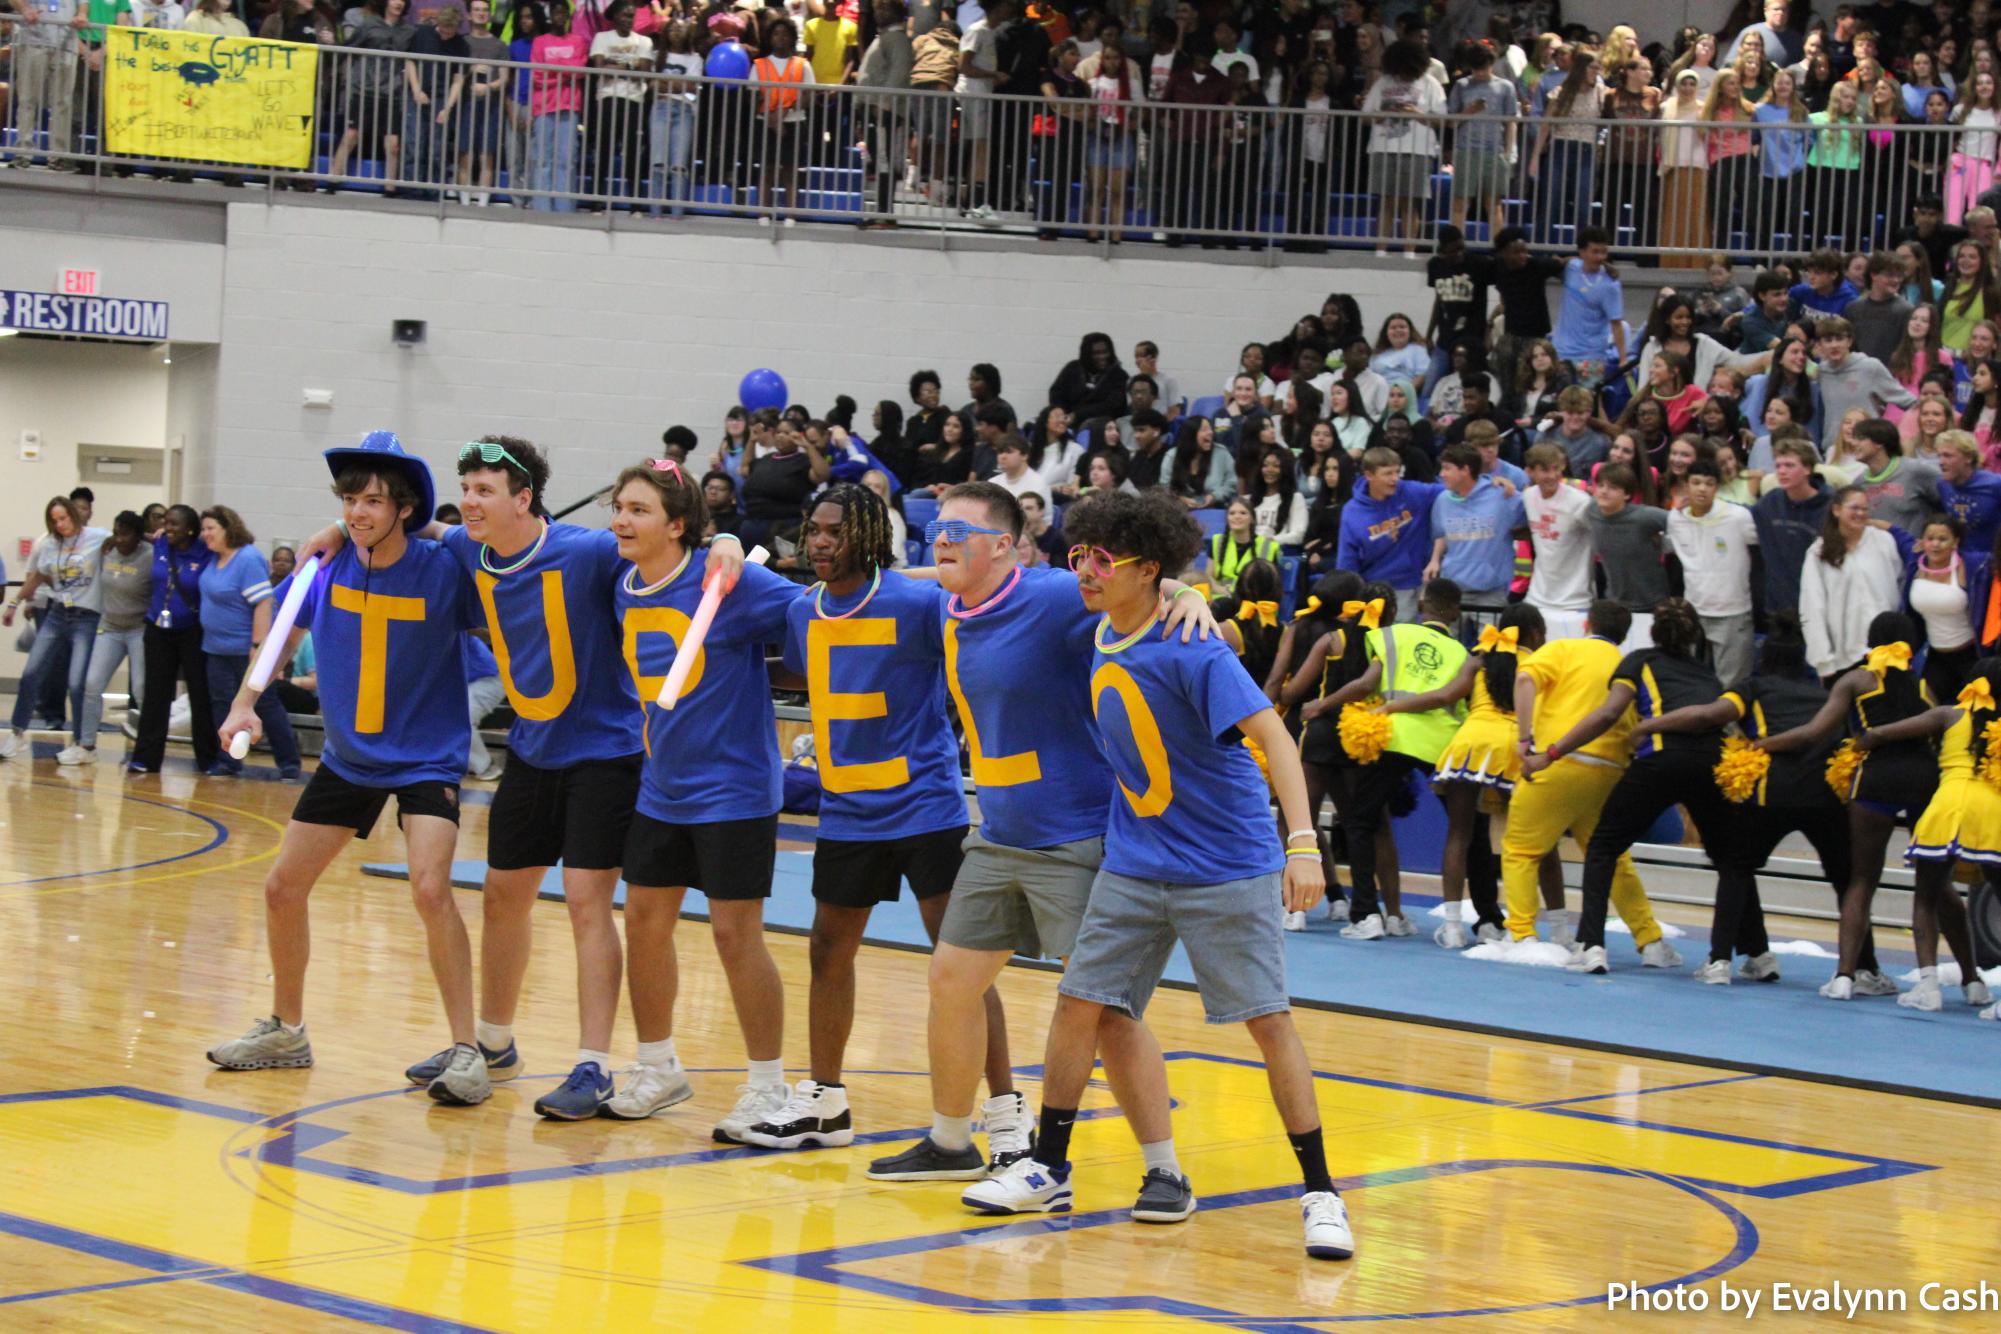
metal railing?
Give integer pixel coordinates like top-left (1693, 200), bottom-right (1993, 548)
top-left (0, 18), bottom-right (1977, 262)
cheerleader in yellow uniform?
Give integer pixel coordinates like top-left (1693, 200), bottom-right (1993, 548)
top-left (1852, 664), bottom-right (2001, 1013)
top-left (1378, 605), bottom-right (1566, 949)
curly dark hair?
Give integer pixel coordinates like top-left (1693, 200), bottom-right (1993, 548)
top-left (461, 434), bottom-right (551, 516)
top-left (1650, 597), bottom-right (1709, 662)
top-left (1061, 488), bottom-right (1202, 586)
top-left (805, 482), bottom-right (898, 578)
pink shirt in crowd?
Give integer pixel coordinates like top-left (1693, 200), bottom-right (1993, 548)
top-left (530, 33), bottom-right (590, 116)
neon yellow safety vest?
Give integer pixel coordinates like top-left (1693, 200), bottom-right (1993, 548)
top-left (1365, 620), bottom-right (1469, 763)
top-left (1209, 533), bottom-right (1280, 588)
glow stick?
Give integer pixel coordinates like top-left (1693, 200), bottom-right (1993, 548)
top-left (231, 555), bottom-right (322, 756)
top-left (657, 546), bottom-right (768, 710)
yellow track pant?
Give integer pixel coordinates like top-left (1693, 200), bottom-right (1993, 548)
top-left (1501, 757), bottom-right (1662, 945)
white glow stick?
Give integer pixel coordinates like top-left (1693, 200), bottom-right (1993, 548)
top-left (656, 546), bottom-right (768, 710)
top-left (230, 555), bottom-right (322, 756)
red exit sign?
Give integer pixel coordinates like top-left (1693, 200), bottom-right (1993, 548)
top-left (60, 269), bottom-right (99, 296)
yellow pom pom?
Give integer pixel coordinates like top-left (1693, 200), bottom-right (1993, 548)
top-left (1243, 735), bottom-right (1273, 786)
top-left (1824, 739), bottom-right (1863, 802)
top-left (1980, 719), bottom-right (2001, 793)
top-left (1339, 700), bottom-right (1392, 765)
top-left (1712, 736), bottom-right (1771, 804)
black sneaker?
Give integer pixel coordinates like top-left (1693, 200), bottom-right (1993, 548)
top-left (1131, 1168), bottom-right (1197, 1223)
top-left (866, 1136), bottom-right (990, 1181)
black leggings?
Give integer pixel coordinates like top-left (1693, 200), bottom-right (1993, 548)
top-left (1578, 749), bottom-right (1731, 949)
top-left (132, 621), bottom-right (216, 771)
top-left (1338, 754), bottom-right (1418, 921)
top-left (1709, 803), bottom-right (1870, 969)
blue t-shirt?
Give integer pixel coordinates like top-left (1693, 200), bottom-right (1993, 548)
top-left (940, 565), bottom-right (1113, 849)
top-left (1942, 472), bottom-right (2001, 559)
top-left (1790, 278), bottom-right (1858, 321)
top-left (1432, 479), bottom-right (1526, 595)
top-left (279, 541), bottom-right (481, 787)
top-left (441, 522), bottom-right (641, 768)
top-left (1089, 627), bottom-right (1284, 884)
top-left (782, 571), bottom-right (967, 842)
top-left (198, 546), bottom-right (274, 654)
top-left (619, 553), bottom-right (801, 824)
top-left (463, 632), bottom-right (498, 683)
top-left (1552, 259), bottom-right (1624, 363)
top-left (147, 537), bottom-right (211, 627)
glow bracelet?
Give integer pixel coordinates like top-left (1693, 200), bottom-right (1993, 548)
top-left (656, 546), bottom-right (768, 710)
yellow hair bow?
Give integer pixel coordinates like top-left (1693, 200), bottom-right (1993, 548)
top-left (1865, 642), bottom-right (1913, 677)
top-left (1236, 600), bottom-right (1279, 628)
top-left (1959, 677), bottom-right (1996, 712)
top-left (1476, 625), bottom-right (1521, 655)
top-left (1292, 596), bottom-right (1322, 622)
top-left (1342, 598), bottom-right (1386, 630)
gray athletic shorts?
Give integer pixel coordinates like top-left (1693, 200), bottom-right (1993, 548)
top-left (938, 827), bottom-right (1102, 960)
top-left (1059, 869), bottom-right (1290, 1024)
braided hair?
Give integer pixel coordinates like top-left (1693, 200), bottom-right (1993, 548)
top-left (1650, 597), bottom-right (1710, 662)
top-left (1482, 603), bottom-right (1547, 713)
top-left (808, 482), bottom-right (899, 577)
top-left (1964, 657), bottom-right (2001, 770)
top-left (1218, 558), bottom-right (1284, 687)
top-left (1286, 570), bottom-right (1361, 682)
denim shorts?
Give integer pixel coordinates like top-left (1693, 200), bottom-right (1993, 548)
top-left (1087, 128), bottom-right (1133, 171)
top-left (1059, 868), bottom-right (1290, 1024)
top-left (938, 827), bottom-right (1103, 959)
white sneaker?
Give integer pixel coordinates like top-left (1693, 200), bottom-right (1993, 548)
top-left (1433, 920), bottom-right (1468, 950)
top-left (741, 1078), bottom-right (853, 1148)
top-left (1383, 914), bottom-right (1415, 938)
top-left (981, 1090), bottom-right (1033, 1171)
top-left (961, 1156), bottom-right (1072, 1215)
top-left (1640, 939), bottom-right (1683, 969)
top-left (1853, 969), bottom-right (1900, 997)
top-left (757, 216), bottom-right (773, 227)
top-left (1283, 910), bottom-right (1307, 932)
top-left (1693, 959), bottom-right (1731, 985)
top-left (1898, 979), bottom-right (1943, 1012)
top-left (1965, 979), bottom-right (1994, 1007)
top-left (1475, 923), bottom-right (1506, 944)
top-left (713, 1081), bottom-right (790, 1144)
top-left (0, 730), bottom-right (22, 759)
top-left (1538, 910), bottom-right (1574, 947)
top-left (781, 217), bottom-right (797, 228)
top-left (207, 1015), bottom-right (312, 1069)
top-left (1565, 944), bottom-right (1609, 974)
top-left (1737, 952), bottom-right (1781, 983)
top-left (1327, 898), bottom-right (1351, 923)
top-left (1979, 1001), bottom-right (1999, 1021)
top-left (966, 204), bottom-right (999, 224)
top-left (1820, 975), bottom-right (1854, 1000)
top-left (603, 1063), bottom-right (695, 1120)
top-left (1301, 1191), bottom-right (1354, 1260)
top-left (1340, 914), bottom-right (1385, 940)
top-left (467, 760), bottom-right (503, 782)
top-left (56, 745), bottom-right (95, 766)
top-left (426, 1042), bottom-right (493, 1106)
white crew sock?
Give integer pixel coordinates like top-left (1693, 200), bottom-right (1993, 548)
top-left (931, 1113), bottom-right (974, 1151)
top-left (637, 1038), bottom-right (680, 1072)
top-left (276, 1016), bottom-right (305, 1036)
top-left (475, 1020), bottom-right (512, 1051)
top-left (578, 1048), bottom-right (613, 1075)
top-left (748, 1057), bottom-right (785, 1090)
top-left (1140, 1139), bottom-right (1181, 1175)
top-left (1920, 966), bottom-right (1939, 984)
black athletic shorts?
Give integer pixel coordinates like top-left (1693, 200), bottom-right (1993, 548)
top-left (486, 753), bottom-right (642, 872)
top-left (813, 825), bottom-right (968, 907)
top-left (291, 765), bottom-right (460, 837)
top-left (623, 812), bottom-right (779, 900)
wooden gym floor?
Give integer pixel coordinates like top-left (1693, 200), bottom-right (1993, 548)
top-left (1, 743), bottom-right (1998, 1332)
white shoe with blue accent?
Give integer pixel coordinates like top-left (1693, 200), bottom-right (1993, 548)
top-left (961, 1157), bottom-right (1073, 1215)
top-left (1301, 1191), bottom-right (1355, 1259)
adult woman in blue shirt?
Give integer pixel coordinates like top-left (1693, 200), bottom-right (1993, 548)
top-left (198, 505), bottom-right (302, 780)
top-left (129, 504), bottom-right (217, 774)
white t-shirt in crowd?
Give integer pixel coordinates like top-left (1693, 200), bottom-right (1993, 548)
top-left (994, 465), bottom-right (1053, 510)
top-left (659, 49), bottom-right (702, 103)
top-left (1523, 482), bottom-right (1595, 612)
top-left (1667, 502), bottom-right (1759, 618)
top-left (591, 30), bottom-right (655, 101)
top-left (1149, 52), bottom-right (1175, 101)
top-left (1262, 371), bottom-right (1336, 418)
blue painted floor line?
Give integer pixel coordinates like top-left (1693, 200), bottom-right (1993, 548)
top-left (360, 853), bottom-right (2001, 1105)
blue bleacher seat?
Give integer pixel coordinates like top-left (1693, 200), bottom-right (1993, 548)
top-left (906, 538), bottom-right (926, 568)
top-left (1188, 395), bottom-right (1225, 421)
top-left (903, 493), bottom-right (940, 536)
top-left (1193, 508), bottom-right (1227, 538)
top-left (1279, 555), bottom-right (1302, 619)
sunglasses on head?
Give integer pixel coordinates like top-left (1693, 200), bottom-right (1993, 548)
top-left (1068, 544), bottom-right (1141, 578)
top-left (924, 518), bottom-right (1007, 545)
top-left (459, 440), bottom-right (530, 475)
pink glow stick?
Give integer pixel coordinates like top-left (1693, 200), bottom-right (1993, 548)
top-left (656, 546), bottom-right (768, 709)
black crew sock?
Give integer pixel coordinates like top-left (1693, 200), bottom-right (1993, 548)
top-left (1038, 1105), bottom-right (1078, 1168)
top-left (1289, 1127), bottom-right (1336, 1195)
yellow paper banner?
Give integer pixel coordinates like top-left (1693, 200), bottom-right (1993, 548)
top-left (103, 29), bottom-right (319, 169)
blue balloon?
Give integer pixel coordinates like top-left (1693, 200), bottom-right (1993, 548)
top-left (739, 368), bottom-right (788, 413)
top-left (705, 42), bottom-right (751, 80)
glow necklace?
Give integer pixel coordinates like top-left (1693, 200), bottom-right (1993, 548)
top-left (947, 565), bottom-right (1023, 620)
top-left (479, 519), bottom-right (550, 576)
top-left (1095, 610), bottom-right (1162, 655)
top-left (812, 567), bottom-right (882, 619)
top-left (622, 546), bottom-right (692, 597)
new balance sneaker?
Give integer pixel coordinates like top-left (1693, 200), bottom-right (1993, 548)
top-left (1283, 910), bottom-right (1308, 932)
top-left (982, 1090), bottom-right (1034, 1171)
top-left (1853, 969), bottom-right (1900, 997)
top-left (534, 1061), bottom-right (613, 1120)
top-left (1693, 959), bottom-right (1732, 985)
top-left (1640, 939), bottom-right (1683, 969)
top-left (961, 1157), bottom-right (1073, 1215)
top-left (207, 1016), bottom-right (312, 1070)
top-left (426, 1043), bottom-right (493, 1106)
top-left (1301, 1191), bottom-right (1355, 1260)
top-left (1383, 914), bottom-right (1415, 938)
top-left (406, 1039), bottom-right (521, 1086)
top-left (55, 745), bottom-right (95, 766)
top-left (1820, 974), bottom-right (1855, 1000)
top-left (742, 1079), bottom-right (854, 1148)
top-left (1475, 922), bottom-right (1507, 944)
top-left (713, 1081), bottom-right (791, 1144)
top-left (601, 1063), bottom-right (695, 1120)
top-left (1538, 910), bottom-right (1575, 947)
top-left (1340, 913), bottom-right (1385, 940)
top-left (1130, 1168), bottom-right (1196, 1223)
top-left (1737, 952), bottom-right (1782, 983)
top-left (1433, 919), bottom-right (1469, 950)
top-left (1327, 897), bottom-right (1351, 924)
top-left (1965, 979), bottom-right (1994, 1007)
top-left (866, 1136), bottom-right (989, 1181)
top-left (1897, 978), bottom-right (1943, 1011)
top-left (1565, 944), bottom-right (1609, 975)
